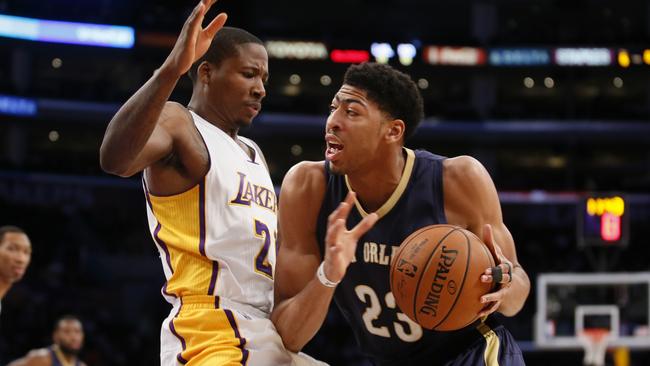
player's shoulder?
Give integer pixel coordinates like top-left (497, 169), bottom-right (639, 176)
top-left (281, 161), bottom-right (327, 196)
top-left (284, 160), bottom-right (326, 183)
top-left (26, 348), bottom-right (50, 358)
top-left (443, 155), bottom-right (488, 182)
top-left (21, 348), bottom-right (51, 364)
top-left (159, 101), bottom-right (193, 127)
top-left (412, 148), bottom-right (446, 162)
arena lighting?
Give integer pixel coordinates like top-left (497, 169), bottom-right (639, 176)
top-left (330, 49), bottom-right (370, 63)
top-left (644, 50), bottom-right (650, 65)
top-left (424, 46), bottom-right (486, 66)
top-left (397, 43), bottom-right (416, 66)
top-left (265, 40), bottom-right (328, 60)
top-left (554, 48), bottom-right (612, 66)
top-left (618, 50), bottom-right (631, 68)
top-left (0, 95), bottom-right (37, 116)
top-left (489, 48), bottom-right (550, 66)
top-left (370, 43), bottom-right (394, 64)
top-left (0, 14), bottom-right (134, 48)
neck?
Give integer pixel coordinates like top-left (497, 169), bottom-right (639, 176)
top-left (347, 147), bottom-right (406, 212)
top-left (0, 279), bottom-right (11, 299)
top-left (54, 345), bottom-right (77, 365)
top-left (188, 98), bottom-right (239, 139)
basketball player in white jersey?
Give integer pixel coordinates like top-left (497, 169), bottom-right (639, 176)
top-left (100, 1), bottom-right (324, 364)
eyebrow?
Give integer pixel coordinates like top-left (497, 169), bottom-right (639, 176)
top-left (243, 66), bottom-right (269, 80)
top-left (334, 95), bottom-right (367, 108)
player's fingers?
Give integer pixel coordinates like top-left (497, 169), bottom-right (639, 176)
top-left (188, 1), bottom-right (207, 28)
top-left (478, 301), bottom-right (500, 317)
top-left (180, 2), bottom-right (207, 44)
top-left (203, 0), bottom-right (218, 7)
top-left (328, 202), bottom-right (349, 225)
top-left (482, 224), bottom-right (499, 264)
top-left (338, 191), bottom-right (356, 218)
top-left (325, 217), bottom-right (345, 242)
top-left (480, 287), bottom-right (505, 305)
top-left (350, 212), bottom-right (378, 238)
top-left (490, 265), bottom-right (503, 284)
top-left (204, 13), bottom-right (228, 38)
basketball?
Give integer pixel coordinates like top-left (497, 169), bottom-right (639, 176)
top-left (390, 224), bottom-right (497, 331)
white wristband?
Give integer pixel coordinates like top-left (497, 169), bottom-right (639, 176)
top-left (317, 262), bottom-right (340, 288)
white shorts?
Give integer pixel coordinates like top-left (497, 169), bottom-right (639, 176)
top-left (160, 295), bottom-right (326, 366)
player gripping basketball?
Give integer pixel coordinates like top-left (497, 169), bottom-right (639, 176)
top-left (272, 62), bottom-right (530, 365)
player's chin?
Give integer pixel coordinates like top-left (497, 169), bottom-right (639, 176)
top-left (328, 160), bottom-right (346, 176)
top-left (236, 116), bottom-right (254, 128)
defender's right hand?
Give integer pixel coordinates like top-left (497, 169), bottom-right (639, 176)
top-left (161, 0), bottom-right (228, 78)
top-left (323, 192), bottom-right (379, 283)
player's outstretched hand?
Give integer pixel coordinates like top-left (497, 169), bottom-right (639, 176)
top-left (478, 224), bottom-right (513, 317)
top-left (162, 0), bottom-right (228, 78)
top-left (323, 191), bottom-right (378, 283)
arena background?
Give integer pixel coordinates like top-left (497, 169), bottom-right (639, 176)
top-left (1, 0), bottom-right (649, 365)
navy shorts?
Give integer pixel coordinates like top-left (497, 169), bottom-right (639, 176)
top-left (445, 324), bottom-right (526, 366)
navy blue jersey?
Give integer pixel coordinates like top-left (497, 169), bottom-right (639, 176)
top-left (50, 346), bottom-right (82, 366)
top-left (316, 149), bottom-right (511, 366)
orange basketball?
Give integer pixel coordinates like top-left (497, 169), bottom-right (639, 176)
top-left (389, 224), bottom-right (496, 331)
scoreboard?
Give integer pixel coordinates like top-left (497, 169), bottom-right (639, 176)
top-left (578, 195), bottom-right (629, 247)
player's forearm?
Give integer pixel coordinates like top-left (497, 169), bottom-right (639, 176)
top-left (271, 277), bottom-right (336, 352)
top-left (498, 266), bottom-right (530, 316)
top-left (99, 66), bottom-right (179, 176)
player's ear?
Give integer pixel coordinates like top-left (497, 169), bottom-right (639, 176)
top-left (197, 61), bottom-right (212, 84)
top-left (385, 119), bottom-right (405, 143)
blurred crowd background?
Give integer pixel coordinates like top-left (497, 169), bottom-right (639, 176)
top-left (1, 0), bottom-right (649, 365)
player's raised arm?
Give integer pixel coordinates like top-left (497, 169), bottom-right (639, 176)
top-left (99, 0), bottom-right (227, 177)
top-left (271, 162), bottom-right (377, 352)
top-left (443, 155), bottom-right (530, 317)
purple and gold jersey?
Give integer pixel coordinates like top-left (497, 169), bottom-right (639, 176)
top-left (144, 110), bottom-right (278, 315)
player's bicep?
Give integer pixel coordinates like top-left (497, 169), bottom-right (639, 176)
top-left (119, 124), bottom-right (173, 176)
top-left (467, 159), bottom-right (520, 263)
top-left (274, 163), bottom-right (325, 302)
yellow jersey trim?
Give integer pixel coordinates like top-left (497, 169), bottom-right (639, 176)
top-left (345, 148), bottom-right (415, 219)
top-left (477, 321), bottom-right (501, 366)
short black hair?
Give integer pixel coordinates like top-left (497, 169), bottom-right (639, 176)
top-left (0, 225), bottom-right (26, 244)
top-left (55, 315), bottom-right (82, 330)
top-left (343, 62), bottom-right (424, 140)
top-left (187, 26), bottom-right (264, 82)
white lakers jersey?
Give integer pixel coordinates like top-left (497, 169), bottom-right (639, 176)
top-left (144, 110), bottom-right (277, 315)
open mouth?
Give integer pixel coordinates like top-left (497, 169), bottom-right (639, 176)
top-left (325, 135), bottom-right (344, 160)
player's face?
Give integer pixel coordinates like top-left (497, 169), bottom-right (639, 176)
top-left (0, 232), bottom-right (31, 283)
top-left (208, 43), bottom-right (268, 128)
top-left (325, 85), bottom-right (390, 175)
top-left (54, 320), bottom-right (84, 355)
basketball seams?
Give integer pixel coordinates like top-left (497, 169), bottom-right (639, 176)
top-left (390, 224), bottom-right (494, 331)
top-left (389, 224), bottom-right (437, 307)
top-left (412, 227), bottom-right (460, 326)
top-left (432, 228), bottom-right (471, 330)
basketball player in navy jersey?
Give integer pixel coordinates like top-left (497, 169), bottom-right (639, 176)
top-left (8, 315), bottom-right (86, 366)
top-left (100, 0), bottom-right (323, 364)
top-left (272, 62), bottom-right (530, 365)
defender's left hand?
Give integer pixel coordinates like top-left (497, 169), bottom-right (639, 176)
top-left (478, 224), bottom-right (514, 317)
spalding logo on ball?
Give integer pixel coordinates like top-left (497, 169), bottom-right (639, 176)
top-left (389, 224), bottom-right (497, 331)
